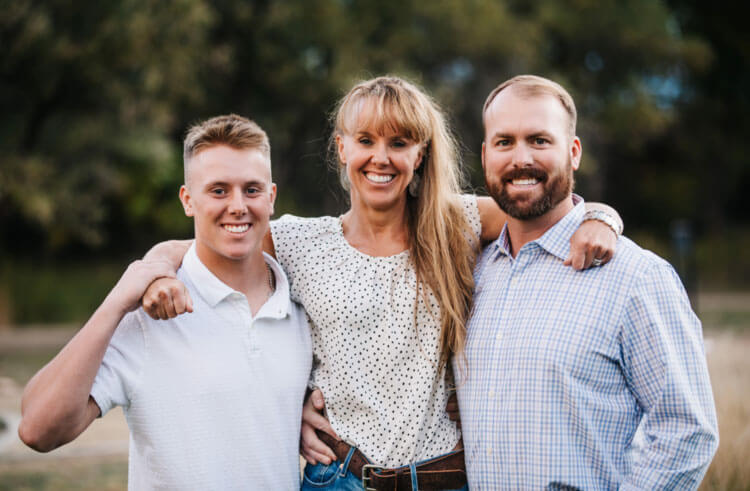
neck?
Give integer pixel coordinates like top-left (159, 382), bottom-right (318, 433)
top-left (343, 196), bottom-right (410, 255)
top-left (505, 195), bottom-right (575, 258)
top-left (194, 241), bottom-right (268, 299)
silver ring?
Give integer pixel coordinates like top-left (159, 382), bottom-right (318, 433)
top-left (591, 258), bottom-right (603, 267)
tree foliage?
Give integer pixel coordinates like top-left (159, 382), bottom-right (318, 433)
top-left (0, 0), bottom-right (742, 257)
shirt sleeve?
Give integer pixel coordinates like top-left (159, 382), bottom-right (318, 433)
top-left (619, 262), bottom-right (718, 490)
top-left (270, 214), bottom-right (308, 287)
top-left (458, 194), bottom-right (482, 247)
top-left (90, 310), bottom-right (146, 416)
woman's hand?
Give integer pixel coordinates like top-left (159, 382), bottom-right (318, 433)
top-left (446, 392), bottom-right (461, 430)
top-left (300, 389), bottom-right (339, 465)
top-left (565, 219), bottom-right (617, 270)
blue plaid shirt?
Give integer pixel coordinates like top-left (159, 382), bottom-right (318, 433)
top-left (457, 201), bottom-right (718, 490)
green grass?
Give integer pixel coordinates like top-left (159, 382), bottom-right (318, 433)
top-left (0, 259), bottom-right (127, 324)
top-left (0, 349), bottom-right (59, 385)
top-left (0, 460), bottom-right (128, 491)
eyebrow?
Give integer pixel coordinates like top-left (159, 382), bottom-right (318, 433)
top-left (489, 130), bottom-right (554, 140)
top-left (204, 180), bottom-right (267, 189)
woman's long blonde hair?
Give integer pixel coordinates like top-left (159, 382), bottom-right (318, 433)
top-left (331, 76), bottom-right (478, 367)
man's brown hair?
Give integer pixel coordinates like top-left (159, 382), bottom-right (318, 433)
top-left (483, 75), bottom-right (577, 137)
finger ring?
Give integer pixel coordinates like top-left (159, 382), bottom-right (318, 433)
top-left (592, 258), bottom-right (603, 267)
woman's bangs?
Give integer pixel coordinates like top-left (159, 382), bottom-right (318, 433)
top-left (342, 93), bottom-right (426, 142)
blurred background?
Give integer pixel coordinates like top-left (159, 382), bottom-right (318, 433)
top-left (0, 0), bottom-right (747, 489)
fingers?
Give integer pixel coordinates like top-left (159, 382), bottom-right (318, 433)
top-left (311, 389), bottom-right (326, 411)
top-left (185, 288), bottom-right (194, 313)
top-left (169, 283), bottom-right (193, 316)
top-left (301, 422), bottom-right (336, 465)
top-left (142, 278), bottom-right (191, 320)
top-left (159, 290), bottom-right (177, 319)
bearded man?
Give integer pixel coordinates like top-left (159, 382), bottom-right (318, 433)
top-left (456, 75), bottom-right (718, 490)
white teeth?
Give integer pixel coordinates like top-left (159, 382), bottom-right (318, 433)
top-left (223, 224), bottom-right (249, 233)
top-left (512, 178), bottom-right (539, 186)
top-left (365, 173), bottom-right (395, 183)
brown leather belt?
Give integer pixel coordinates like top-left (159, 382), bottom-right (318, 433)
top-left (317, 431), bottom-right (467, 490)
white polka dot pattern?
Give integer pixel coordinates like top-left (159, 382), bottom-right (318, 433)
top-left (270, 194), bottom-right (481, 467)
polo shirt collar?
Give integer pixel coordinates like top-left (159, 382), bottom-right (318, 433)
top-left (491, 194), bottom-right (586, 262)
top-left (182, 243), bottom-right (291, 318)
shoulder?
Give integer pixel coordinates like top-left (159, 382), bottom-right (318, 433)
top-left (607, 237), bottom-right (692, 314)
top-left (110, 309), bottom-right (148, 347)
top-left (608, 236), bottom-right (677, 281)
top-left (456, 194), bottom-right (482, 239)
top-left (271, 214), bottom-right (339, 244)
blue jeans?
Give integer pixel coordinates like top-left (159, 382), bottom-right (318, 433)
top-left (300, 447), bottom-right (468, 491)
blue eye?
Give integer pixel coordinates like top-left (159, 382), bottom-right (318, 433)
top-left (246, 187), bottom-right (260, 195)
top-left (359, 138), bottom-right (372, 145)
top-left (534, 137), bottom-right (549, 145)
top-left (211, 188), bottom-right (226, 195)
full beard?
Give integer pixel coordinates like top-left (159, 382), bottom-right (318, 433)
top-left (487, 159), bottom-right (574, 220)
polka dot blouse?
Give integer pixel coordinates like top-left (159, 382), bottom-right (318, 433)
top-left (270, 194), bottom-right (482, 467)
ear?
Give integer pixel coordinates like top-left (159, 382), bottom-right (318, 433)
top-left (179, 185), bottom-right (194, 217)
top-left (481, 141), bottom-right (487, 171)
top-left (415, 144), bottom-right (426, 171)
top-left (570, 137), bottom-right (582, 171)
top-left (269, 182), bottom-right (277, 216)
top-left (336, 134), bottom-right (346, 165)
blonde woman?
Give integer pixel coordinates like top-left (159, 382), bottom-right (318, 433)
top-left (143, 76), bottom-right (620, 490)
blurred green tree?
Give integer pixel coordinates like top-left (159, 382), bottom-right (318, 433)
top-left (0, 0), bottom-right (737, 260)
top-left (0, 0), bottom-right (213, 254)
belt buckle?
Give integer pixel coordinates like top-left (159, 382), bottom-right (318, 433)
top-left (361, 463), bottom-right (385, 491)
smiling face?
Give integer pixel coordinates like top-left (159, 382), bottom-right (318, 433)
top-left (482, 87), bottom-right (581, 221)
top-left (336, 100), bottom-right (424, 213)
top-left (179, 144), bottom-right (276, 267)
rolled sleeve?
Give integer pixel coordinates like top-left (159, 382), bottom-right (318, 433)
top-left (620, 262), bottom-right (718, 489)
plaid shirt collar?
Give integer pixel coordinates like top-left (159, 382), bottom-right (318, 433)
top-left (492, 194), bottom-right (585, 262)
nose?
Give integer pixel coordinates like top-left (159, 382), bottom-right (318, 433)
top-left (371, 141), bottom-right (389, 165)
top-left (511, 143), bottom-right (533, 168)
top-left (228, 191), bottom-right (247, 216)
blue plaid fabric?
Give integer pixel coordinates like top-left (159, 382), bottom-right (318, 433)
top-left (456, 201), bottom-right (718, 490)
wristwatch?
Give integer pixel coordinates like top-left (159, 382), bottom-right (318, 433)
top-left (582, 209), bottom-right (623, 236)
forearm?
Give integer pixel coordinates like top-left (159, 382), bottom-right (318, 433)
top-left (621, 265), bottom-right (718, 488)
top-left (142, 239), bottom-right (193, 270)
top-left (19, 296), bottom-right (126, 451)
top-left (622, 424), bottom-right (718, 490)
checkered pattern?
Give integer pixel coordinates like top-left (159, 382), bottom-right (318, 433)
top-left (457, 201), bottom-right (718, 490)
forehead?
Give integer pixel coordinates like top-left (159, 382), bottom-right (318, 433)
top-left (188, 144), bottom-right (271, 184)
top-left (484, 89), bottom-right (570, 137)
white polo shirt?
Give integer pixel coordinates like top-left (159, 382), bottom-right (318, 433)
top-left (91, 244), bottom-right (312, 490)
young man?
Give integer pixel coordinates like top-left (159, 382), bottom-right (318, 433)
top-left (457, 75), bottom-right (718, 489)
top-left (19, 115), bottom-right (312, 490)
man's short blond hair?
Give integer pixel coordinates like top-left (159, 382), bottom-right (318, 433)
top-left (183, 114), bottom-right (270, 182)
top-left (483, 75), bottom-right (577, 137)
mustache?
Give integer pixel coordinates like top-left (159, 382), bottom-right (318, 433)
top-left (501, 166), bottom-right (548, 183)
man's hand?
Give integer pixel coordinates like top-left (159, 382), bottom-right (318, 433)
top-left (446, 392), bottom-right (461, 429)
top-left (142, 278), bottom-right (193, 320)
top-left (565, 219), bottom-right (616, 270)
top-left (300, 389), bottom-right (339, 465)
top-left (105, 260), bottom-right (177, 317)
